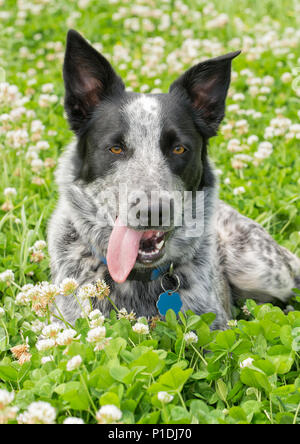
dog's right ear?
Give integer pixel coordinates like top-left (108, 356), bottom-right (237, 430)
top-left (63, 30), bottom-right (125, 134)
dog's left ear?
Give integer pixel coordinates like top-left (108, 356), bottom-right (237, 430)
top-left (63, 30), bottom-right (125, 134)
top-left (169, 51), bottom-right (241, 137)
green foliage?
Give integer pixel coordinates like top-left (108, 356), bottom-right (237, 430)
top-left (1, 304), bottom-right (300, 423)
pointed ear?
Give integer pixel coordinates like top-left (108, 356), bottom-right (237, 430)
top-left (63, 30), bottom-right (125, 134)
top-left (169, 51), bottom-right (241, 137)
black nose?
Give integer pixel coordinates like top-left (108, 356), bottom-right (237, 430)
top-left (128, 196), bottom-right (174, 229)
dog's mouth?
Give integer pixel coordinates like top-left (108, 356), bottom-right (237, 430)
top-left (137, 230), bottom-right (167, 264)
top-left (106, 217), bottom-right (171, 283)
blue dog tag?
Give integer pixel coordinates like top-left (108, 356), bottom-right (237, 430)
top-left (157, 291), bottom-right (182, 316)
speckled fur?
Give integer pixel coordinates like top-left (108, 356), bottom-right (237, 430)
top-left (48, 134), bottom-right (300, 329)
top-left (48, 34), bottom-right (300, 329)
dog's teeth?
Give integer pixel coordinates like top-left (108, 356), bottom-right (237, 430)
top-left (156, 240), bottom-right (164, 250)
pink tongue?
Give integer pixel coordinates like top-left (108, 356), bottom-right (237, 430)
top-left (107, 217), bottom-right (144, 283)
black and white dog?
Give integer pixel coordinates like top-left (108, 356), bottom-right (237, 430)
top-left (48, 30), bottom-right (300, 329)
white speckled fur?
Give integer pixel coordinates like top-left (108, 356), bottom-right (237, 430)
top-left (48, 96), bottom-right (300, 329)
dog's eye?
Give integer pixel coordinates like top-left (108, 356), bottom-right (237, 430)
top-left (173, 145), bottom-right (186, 155)
top-left (110, 146), bottom-right (123, 155)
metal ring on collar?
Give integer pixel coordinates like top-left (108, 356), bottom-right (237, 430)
top-left (160, 272), bottom-right (180, 294)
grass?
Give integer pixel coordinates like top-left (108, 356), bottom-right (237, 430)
top-left (0, 0), bottom-right (299, 424)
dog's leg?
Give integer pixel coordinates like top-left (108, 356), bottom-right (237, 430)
top-left (216, 201), bottom-right (300, 304)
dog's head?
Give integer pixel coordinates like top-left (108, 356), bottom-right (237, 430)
top-left (63, 30), bottom-right (240, 283)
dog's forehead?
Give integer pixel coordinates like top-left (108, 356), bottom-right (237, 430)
top-left (121, 95), bottom-right (162, 146)
top-left (123, 94), bottom-right (161, 122)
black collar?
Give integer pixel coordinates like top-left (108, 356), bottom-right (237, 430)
top-left (90, 248), bottom-right (171, 282)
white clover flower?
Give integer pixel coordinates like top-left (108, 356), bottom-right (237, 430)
top-left (78, 283), bottom-right (98, 300)
top-left (88, 309), bottom-right (103, 320)
top-left (31, 158), bottom-right (44, 173)
top-left (281, 72), bottom-right (292, 83)
top-left (117, 307), bottom-right (136, 321)
top-left (249, 85), bottom-right (259, 96)
top-left (0, 389), bottom-right (14, 407)
top-left (232, 92), bottom-right (245, 101)
top-left (60, 278), bottom-right (79, 296)
top-left (221, 123), bottom-right (233, 137)
top-left (26, 109), bottom-right (36, 119)
top-left (89, 309), bottom-right (105, 327)
top-left (16, 291), bottom-right (31, 305)
top-left (66, 355), bottom-right (82, 371)
top-left (239, 357), bottom-right (254, 368)
top-left (18, 401), bottom-right (56, 424)
top-left (30, 319), bottom-right (45, 334)
top-left (80, 300), bottom-right (92, 316)
top-left (233, 154), bottom-right (253, 163)
top-left (227, 104), bottom-right (240, 113)
top-left (3, 187), bottom-right (17, 198)
top-left (231, 158), bottom-right (246, 170)
top-left (6, 129), bottom-right (28, 149)
top-left (254, 149), bottom-right (272, 160)
top-left (263, 75), bottom-right (274, 86)
top-left (0, 307), bottom-right (5, 317)
top-left (38, 93), bottom-right (58, 108)
top-left (96, 405), bottom-right (122, 424)
top-left (33, 240), bottom-right (46, 250)
top-left (157, 391), bottom-right (174, 404)
top-left (290, 123), bottom-right (300, 134)
top-left (233, 186), bottom-right (246, 196)
top-left (227, 138), bottom-right (242, 153)
top-left (78, 0), bottom-right (91, 9)
top-left (260, 86), bottom-right (271, 94)
top-left (258, 141), bottom-right (273, 151)
top-left (41, 83), bottom-right (54, 93)
top-left (0, 405), bottom-right (18, 424)
top-left (25, 149), bottom-right (38, 163)
top-left (63, 417), bottom-right (85, 424)
top-left (56, 328), bottom-right (77, 346)
top-left (132, 322), bottom-right (149, 335)
top-left (31, 119), bottom-right (45, 134)
top-left (0, 269), bottom-right (14, 283)
top-left (10, 106), bottom-right (26, 121)
top-left (86, 326), bottom-right (106, 343)
top-left (242, 305), bottom-right (251, 317)
top-left (184, 331), bottom-right (198, 344)
top-left (227, 319), bottom-right (238, 327)
top-left (235, 119), bottom-right (249, 134)
top-left (41, 356), bottom-right (54, 365)
top-left (30, 249), bottom-right (45, 263)
top-left (36, 338), bottom-right (56, 352)
top-left (36, 140), bottom-right (50, 151)
top-left (0, 113), bottom-right (11, 124)
top-left (247, 135), bottom-right (259, 145)
top-left (206, 13), bottom-right (228, 30)
top-left (93, 337), bottom-right (112, 352)
top-left (0, 389), bottom-right (18, 424)
top-left (42, 323), bottom-right (62, 339)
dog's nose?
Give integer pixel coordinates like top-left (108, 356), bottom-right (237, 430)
top-left (128, 196), bottom-right (174, 229)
